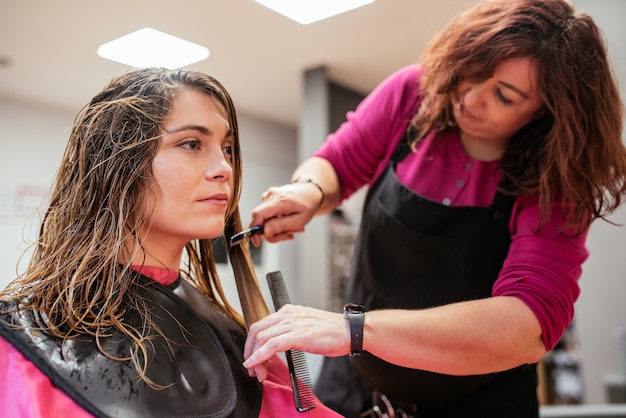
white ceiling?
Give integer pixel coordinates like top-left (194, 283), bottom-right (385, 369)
top-left (0, 0), bottom-right (478, 128)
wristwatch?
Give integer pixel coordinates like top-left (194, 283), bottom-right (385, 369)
top-left (343, 303), bottom-right (365, 357)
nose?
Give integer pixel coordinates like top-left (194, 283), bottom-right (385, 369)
top-left (462, 82), bottom-right (486, 109)
top-left (205, 149), bottom-right (233, 181)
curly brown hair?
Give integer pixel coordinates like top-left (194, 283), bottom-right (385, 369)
top-left (412, 0), bottom-right (626, 235)
top-left (1, 68), bottom-right (269, 384)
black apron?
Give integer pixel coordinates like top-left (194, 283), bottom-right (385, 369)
top-left (0, 273), bottom-right (262, 418)
top-left (315, 140), bottom-right (538, 418)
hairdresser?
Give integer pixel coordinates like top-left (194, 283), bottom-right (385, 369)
top-left (242, 1), bottom-right (626, 417)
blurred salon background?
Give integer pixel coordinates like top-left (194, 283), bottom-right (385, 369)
top-left (1, 1), bottom-right (625, 414)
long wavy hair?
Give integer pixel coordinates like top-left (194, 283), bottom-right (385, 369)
top-left (412, 0), bottom-right (626, 235)
top-left (1, 68), bottom-right (269, 382)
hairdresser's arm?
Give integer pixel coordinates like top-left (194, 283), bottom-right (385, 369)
top-left (249, 157), bottom-right (341, 244)
top-left (244, 198), bottom-right (588, 380)
top-left (243, 295), bottom-right (545, 382)
top-left (249, 66), bottom-right (423, 245)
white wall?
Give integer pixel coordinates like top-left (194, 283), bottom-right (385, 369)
top-left (578, 207), bottom-right (626, 403)
top-left (571, 0), bottom-right (626, 404)
top-left (0, 98), bottom-right (71, 285)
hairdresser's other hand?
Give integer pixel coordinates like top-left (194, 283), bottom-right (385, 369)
top-left (243, 304), bottom-right (349, 382)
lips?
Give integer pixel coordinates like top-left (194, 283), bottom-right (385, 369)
top-left (460, 103), bottom-right (477, 120)
top-left (199, 193), bottom-right (229, 205)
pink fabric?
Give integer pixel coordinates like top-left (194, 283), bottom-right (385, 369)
top-left (259, 355), bottom-right (342, 418)
top-left (319, 64), bottom-right (425, 200)
top-left (0, 266), bottom-right (341, 417)
top-left (395, 129), bottom-right (501, 207)
top-left (315, 64), bottom-right (588, 350)
top-left (130, 264), bottom-right (179, 285)
top-left (0, 336), bottom-right (93, 418)
top-left (0, 337), bottom-right (340, 417)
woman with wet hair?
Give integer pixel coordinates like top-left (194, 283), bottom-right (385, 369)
top-left (0, 68), bottom-right (340, 417)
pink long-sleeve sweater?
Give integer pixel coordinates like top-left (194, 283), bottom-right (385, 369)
top-left (315, 64), bottom-right (588, 351)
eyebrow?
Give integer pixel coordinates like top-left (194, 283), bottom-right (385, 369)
top-left (164, 124), bottom-right (233, 137)
top-left (498, 81), bottom-right (530, 100)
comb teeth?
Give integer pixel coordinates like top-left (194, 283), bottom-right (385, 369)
top-left (266, 271), bottom-right (317, 413)
top-left (286, 350), bottom-right (316, 412)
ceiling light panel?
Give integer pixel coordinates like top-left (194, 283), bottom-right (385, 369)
top-left (255, 0), bottom-right (375, 25)
top-left (97, 27), bottom-right (209, 69)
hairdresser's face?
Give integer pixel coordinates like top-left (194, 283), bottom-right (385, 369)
top-left (145, 90), bottom-right (234, 251)
top-left (453, 57), bottom-right (544, 160)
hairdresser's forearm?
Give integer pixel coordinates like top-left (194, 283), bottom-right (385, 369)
top-left (291, 156), bottom-right (341, 215)
top-left (363, 296), bottom-right (546, 375)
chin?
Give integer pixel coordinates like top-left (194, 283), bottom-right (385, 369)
top-left (203, 225), bottom-right (226, 240)
top-left (180, 227), bottom-right (223, 242)
top-left (199, 230), bottom-right (224, 240)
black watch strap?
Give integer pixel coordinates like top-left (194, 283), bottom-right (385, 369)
top-left (343, 303), bottom-right (365, 357)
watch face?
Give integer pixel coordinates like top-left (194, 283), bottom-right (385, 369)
top-left (344, 303), bottom-right (365, 314)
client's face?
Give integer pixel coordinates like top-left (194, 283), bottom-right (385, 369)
top-left (143, 90), bottom-right (234, 253)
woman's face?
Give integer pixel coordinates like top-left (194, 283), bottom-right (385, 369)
top-left (142, 89), bottom-right (234, 254)
top-left (453, 57), bottom-right (544, 159)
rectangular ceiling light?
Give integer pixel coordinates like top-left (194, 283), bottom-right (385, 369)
top-left (255, 0), bottom-right (375, 25)
top-left (97, 27), bottom-right (209, 69)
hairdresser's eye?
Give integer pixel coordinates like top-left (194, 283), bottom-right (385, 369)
top-left (496, 89), bottom-right (513, 105)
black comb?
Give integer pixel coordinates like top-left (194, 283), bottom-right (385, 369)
top-left (266, 271), bottom-right (316, 413)
top-left (229, 225), bottom-right (263, 247)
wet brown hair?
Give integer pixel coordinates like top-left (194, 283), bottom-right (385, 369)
top-left (1, 68), bottom-right (268, 383)
top-left (412, 0), bottom-right (626, 235)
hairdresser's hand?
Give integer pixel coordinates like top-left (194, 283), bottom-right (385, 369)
top-left (249, 157), bottom-right (340, 246)
top-left (243, 304), bottom-right (350, 382)
top-left (248, 181), bottom-right (321, 245)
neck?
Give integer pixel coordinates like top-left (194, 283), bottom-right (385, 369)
top-left (130, 250), bottom-right (182, 271)
top-left (123, 232), bottom-right (185, 271)
top-left (458, 131), bottom-right (505, 161)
